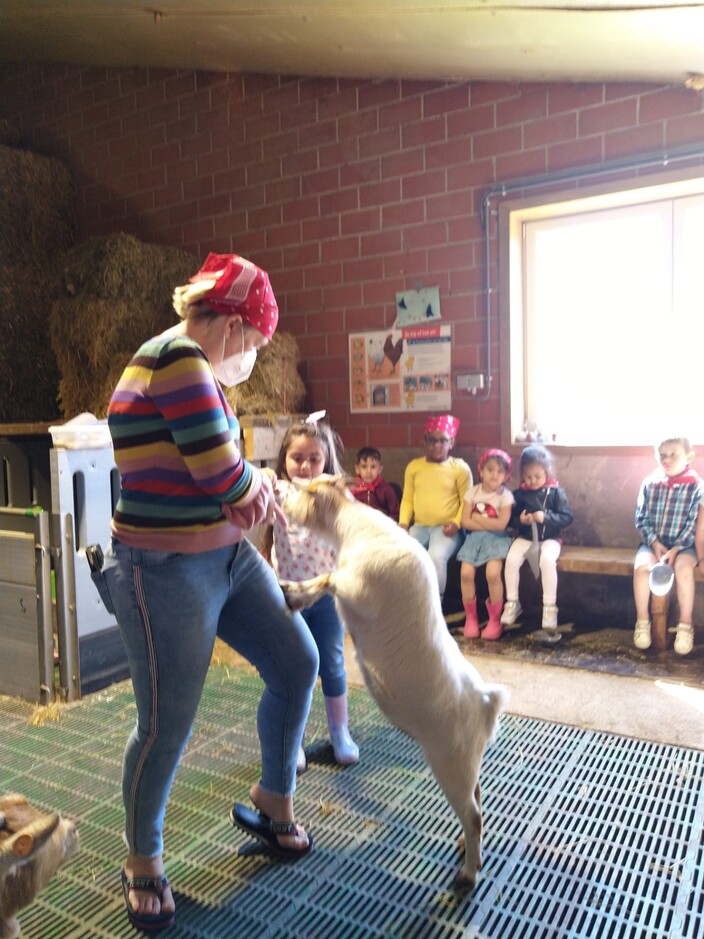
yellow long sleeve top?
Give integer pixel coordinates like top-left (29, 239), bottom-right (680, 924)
top-left (399, 456), bottom-right (472, 528)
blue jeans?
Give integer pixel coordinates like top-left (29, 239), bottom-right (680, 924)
top-left (301, 594), bottom-right (346, 698)
top-left (102, 537), bottom-right (319, 858)
top-left (409, 524), bottom-right (462, 597)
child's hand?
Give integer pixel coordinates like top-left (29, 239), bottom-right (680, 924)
top-left (661, 546), bottom-right (679, 566)
top-left (443, 522), bottom-right (459, 537)
top-left (652, 539), bottom-right (667, 561)
top-left (533, 510), bottom-right (545, 524)
top-left (519, 510), bottom-right (533, 525)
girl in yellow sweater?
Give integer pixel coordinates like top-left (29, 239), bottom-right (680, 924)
top-left (399, 415), bottom-right (472, 600)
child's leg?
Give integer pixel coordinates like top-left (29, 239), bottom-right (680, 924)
top-left (485, 558), bottom-right (504, 604)
top-left (483, 561), bottom-right (505, 640)
top-left (539, 539), bottom-right (561, 606)
top-left (408, 523), bottom-right (431, 550)
top-left (673, 553), bottom-right (696, 624)
top-left (460, 561), bottom-right (479, 638)
top-left (460, 561), bottom-right (477, 602)
top-left (503, 538), bottom-right (530, 600)
top-left (427, 526), bottom-right (462, 597)
top-left (633, 549), bottom-right (654, 620)
top-left (303, 594), bottom-right (359, 765)
top-left (673, 553), bottom-right (697, 655)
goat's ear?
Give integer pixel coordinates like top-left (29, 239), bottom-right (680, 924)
top-left (307, 474), bottom-right (342, 493)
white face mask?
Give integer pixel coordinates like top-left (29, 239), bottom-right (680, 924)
top-left (213, 323), bottom-right (257, 387)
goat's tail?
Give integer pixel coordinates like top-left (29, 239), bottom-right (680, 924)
top-left (483, 684), bottom-right (510, 742)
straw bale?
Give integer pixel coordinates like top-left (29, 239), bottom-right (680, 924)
top-left (0, 144), bottom-right (73, 263)
top-left (0, 264), bottom-right (62, 422)
top-left (0, 120), bottom-right (21, 148)
top-left (0, 145), bottom-right (73, 420)
top-left (49, 235), bottom-right (199, 417)
top-left (60, 233), bottom-right (198, 302)
top-left (225, 331), bottom-right (306, 416)
top-left (50, 296), bottom-right (173, 418)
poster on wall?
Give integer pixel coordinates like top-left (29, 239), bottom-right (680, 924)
top-left (349, 324), bottom-right (452, 413)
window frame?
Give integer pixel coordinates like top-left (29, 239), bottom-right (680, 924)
top-left (498, 165), bottom-right (704, 451)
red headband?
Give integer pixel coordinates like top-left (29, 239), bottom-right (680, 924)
top-left (424, 414), bottom-right (459, 438)
top-left (478, 448), bottom-right (512, 479)
top-left (189, 253), bottom-right (279, 339)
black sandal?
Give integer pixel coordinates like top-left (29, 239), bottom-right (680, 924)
top-left (120, 869), bottom-right (175, 933)
top-left (229, 803), bottom-right (313, 858)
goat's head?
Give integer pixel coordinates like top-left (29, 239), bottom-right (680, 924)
top-left (284, 474), bottom-right (354, 531)
top-left (1, 794), bottom-right (78, 939)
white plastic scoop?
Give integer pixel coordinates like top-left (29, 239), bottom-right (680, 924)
top-left (649, 561), bottom-right (674, 596)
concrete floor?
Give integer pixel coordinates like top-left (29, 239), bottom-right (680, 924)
top-left (342, 628), bottom-right (704, 751)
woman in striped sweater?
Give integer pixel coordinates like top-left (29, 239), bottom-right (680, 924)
top-left (101, 254), bottom-right (319, 932)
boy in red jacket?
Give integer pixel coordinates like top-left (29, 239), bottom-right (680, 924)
top-left (350, 447), bottom-right (400, 521)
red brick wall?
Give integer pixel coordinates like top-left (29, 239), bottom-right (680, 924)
top-left (1, 65), bottom-right (703, 449)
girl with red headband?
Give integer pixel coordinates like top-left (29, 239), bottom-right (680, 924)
top-left (457, 449), bottom-right (515, 640)
top-left (399, 415), bottom-right (472, 603)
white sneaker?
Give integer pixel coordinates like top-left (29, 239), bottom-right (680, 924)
top-left (542, 605), bottom-right (558, 630)
top-left (501, 600), bottom-right (522, 626)
top-left (633, 619), bottom-right (652, 650)
top-left (674, 623), bottom-right (694, 656)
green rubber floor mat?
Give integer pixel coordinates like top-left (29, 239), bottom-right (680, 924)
top-left (1, 664), bottom-right (702, 938)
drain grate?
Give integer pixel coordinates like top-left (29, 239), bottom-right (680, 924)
top-left (1, 666), bottom-right (702, 939)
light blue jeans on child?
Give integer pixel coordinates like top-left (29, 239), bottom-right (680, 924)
top-left (102, 537), bottom-right (319, 858)
top-left (408, 524), bottom-right (463, 597)
top-left (301, 594), bottom-right (346, 698)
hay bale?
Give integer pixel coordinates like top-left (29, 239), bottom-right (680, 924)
top-left (0, 145), bottom-right (73, 422)
top-left (59, 233), bottom-right (197, 302)
top-left (225, 331), bottom-right (306, 415)
top-left (0, 264), bottom-right (62, 422)
top-left (50, 296), bottom-right (174, 418)
top-left (0, 120), bottom-right (22, 148)
top-left (0, 145), bottom-right (73, 263)
top-left (49, 235), bottom-right (200, 417)
top-left (50, 236), bottom-right (305, 419)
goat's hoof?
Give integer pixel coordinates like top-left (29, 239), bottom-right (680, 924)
top-left (453, 868), bottom-right (477, 891)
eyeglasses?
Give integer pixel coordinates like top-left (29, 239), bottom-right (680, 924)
top-left (425, 435), bottom-right (451, 445)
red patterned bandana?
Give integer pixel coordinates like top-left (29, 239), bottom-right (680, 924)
top-left (424, 414), bottom-right (459, 438)
top-left (190, 253), bottom-right (279, 339)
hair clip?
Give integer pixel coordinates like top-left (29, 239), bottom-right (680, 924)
top-left (305, 410), bottom-right (326, 424)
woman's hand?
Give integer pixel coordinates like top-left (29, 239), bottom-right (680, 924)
top-left (222, 472), bottom-right (284, 530)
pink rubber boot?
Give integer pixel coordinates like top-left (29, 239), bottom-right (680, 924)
top-left (463, 598), bottom-right (479, 638)
top-left (482, 600), bottom-right (504, 641)
top-left (324, 694), bottom-right (359, 765)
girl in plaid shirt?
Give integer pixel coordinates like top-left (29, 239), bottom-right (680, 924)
top-left (633, 436), bottom-right (703, 655)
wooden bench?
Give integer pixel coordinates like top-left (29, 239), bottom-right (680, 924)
top-left (558, 546), bottom-right (704, 652)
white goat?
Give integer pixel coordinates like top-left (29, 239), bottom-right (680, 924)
top-left (279, 476), bottom-right (509, 887)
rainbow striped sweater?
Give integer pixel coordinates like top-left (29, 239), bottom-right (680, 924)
top-left (108, 334), bottom-right (259, 553)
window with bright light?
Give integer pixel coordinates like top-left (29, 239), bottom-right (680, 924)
top-left (500, 169), bottom-right (704, 447)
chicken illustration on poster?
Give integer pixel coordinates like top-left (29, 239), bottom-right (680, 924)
top-left (349, 324), bottom-right (452, 413)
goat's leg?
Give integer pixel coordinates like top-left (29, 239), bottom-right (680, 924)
top-left (421, 739), bottom-right (484, 888)
top-left (280, 573), bottom-right (334, 611)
